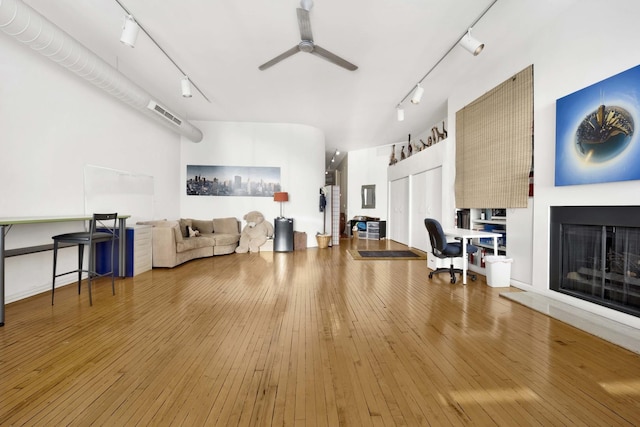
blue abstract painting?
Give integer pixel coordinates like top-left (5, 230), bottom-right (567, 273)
top-left (555, 65), bottom-right (639, 186)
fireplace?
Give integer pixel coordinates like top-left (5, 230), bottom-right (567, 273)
top-left (550, 206), bottom-right (640, 317)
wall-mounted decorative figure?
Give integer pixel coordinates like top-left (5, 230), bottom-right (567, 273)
top-left (432, 122), bottom-right (446, 142)
top-left (407, 134), bottom-right (413, 157)
top-left (389, 144), bottom-right (398, 165)
top-left (400, 146), bottom-right (406, 160)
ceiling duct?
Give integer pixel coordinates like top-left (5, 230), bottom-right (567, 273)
top-left (0, 0), bottom-right (203, 142)
top-left (147, 101), bottom-right (182, 126)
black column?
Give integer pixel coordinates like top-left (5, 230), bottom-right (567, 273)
top-left (274, 218), bottom-right (294, 252)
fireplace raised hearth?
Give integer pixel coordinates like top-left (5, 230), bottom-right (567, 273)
top-left (550, 206), bottom-right (640, 317)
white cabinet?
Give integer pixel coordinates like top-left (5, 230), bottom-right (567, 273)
top-left (427, 252), bottom-right (463, 271)
top-left (131, 224), bottom-right (152, 276)
top-left (96, 224), bottom-right (152, 277)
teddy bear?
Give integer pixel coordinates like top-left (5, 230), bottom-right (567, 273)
top-left (235, 210), bottom-right (274, 253)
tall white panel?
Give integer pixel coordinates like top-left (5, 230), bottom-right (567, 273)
top-left (410, 167), bottom-right (442, 252)
top-left (389, 177), bottom-right (409, 245)
top-left (323, 185), bottom-right (340, 246)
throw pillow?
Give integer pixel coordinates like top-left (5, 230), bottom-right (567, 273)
top-left (192, 219), bottom-right (214, 234)
top-left (179, 218), bottom-right (193, 237)
top-left (213, 217), bottom-right (240, 235)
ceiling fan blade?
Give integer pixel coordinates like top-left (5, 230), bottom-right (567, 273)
top-left (258, 46), bottom-right (301, 70)
top-left (297, 8), bottom-right (313, 41)
top-left (311, 45), bottom-right (358, 71)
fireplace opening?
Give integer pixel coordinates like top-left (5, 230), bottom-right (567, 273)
top-left (550, 206), bottom-right (640, 318)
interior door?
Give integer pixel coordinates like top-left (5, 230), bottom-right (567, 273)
top-left (389, 177), bottom-right (409, 245)
top-left (410, 167), bottom-right (442, 252)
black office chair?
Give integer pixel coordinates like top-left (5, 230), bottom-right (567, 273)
top-left (424, 218), bottom-right (478, 284)
top-left (52, 213), bottom-right (118, 305)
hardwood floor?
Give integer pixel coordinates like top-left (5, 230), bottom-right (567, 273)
top-left (1, 238), bottom-right (640, 426)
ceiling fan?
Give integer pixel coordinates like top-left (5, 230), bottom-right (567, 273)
top-left (258, 0), bottom-right (358, 71)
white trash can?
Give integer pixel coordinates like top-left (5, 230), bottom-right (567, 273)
top-left (484, 255), bottom-right (513, 287)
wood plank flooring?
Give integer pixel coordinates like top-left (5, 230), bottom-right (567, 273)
top-left (1, 238), bottom-right (640, 426)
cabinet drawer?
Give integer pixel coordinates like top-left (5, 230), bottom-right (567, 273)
top-left (134, 227), bottom-right (152, 241)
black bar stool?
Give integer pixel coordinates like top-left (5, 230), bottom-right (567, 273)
top-left (52, 213), bottom-right (118, 305)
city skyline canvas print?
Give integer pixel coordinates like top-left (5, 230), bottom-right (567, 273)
top-left (186, 165), bottom-right (281, 197)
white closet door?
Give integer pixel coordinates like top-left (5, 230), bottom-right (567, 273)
top-left (389, 177), bottom-right (409, 245)
top-left (410, 172), bottom-right (428, 251)
top-left (410, 167), bottom-right (442, 252)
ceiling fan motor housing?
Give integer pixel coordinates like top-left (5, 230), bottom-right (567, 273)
top-left (299, 40), bottom-right (314, 52)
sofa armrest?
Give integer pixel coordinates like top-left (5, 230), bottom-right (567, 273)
top-left (150, 223), bottom-right (179, 267)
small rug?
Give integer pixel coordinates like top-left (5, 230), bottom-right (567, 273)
top-left (348, 249), bottom-right (426, 260)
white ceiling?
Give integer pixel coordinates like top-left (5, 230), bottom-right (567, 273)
top-left (21, 0), bottom-right (568, 169)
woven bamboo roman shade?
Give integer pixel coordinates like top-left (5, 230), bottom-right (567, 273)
top-left (455, 65), bottom-right (533, 208)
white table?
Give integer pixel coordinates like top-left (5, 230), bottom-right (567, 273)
top-left (443, 228), bottom-right (502, 285)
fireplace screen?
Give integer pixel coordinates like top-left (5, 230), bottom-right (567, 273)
top-left (555, 223), bottom-right (640, 316)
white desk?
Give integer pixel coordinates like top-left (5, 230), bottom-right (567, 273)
top-left (443, 228), bottom-right (502, 285)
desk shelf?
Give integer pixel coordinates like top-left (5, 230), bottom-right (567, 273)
top-left (468, 208), bottom-right (507, 270)
top-left (474, 242), bottom-right (507, 252)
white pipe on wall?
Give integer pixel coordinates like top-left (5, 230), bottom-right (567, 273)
top-left (0, 0), bottom-right (203, 142)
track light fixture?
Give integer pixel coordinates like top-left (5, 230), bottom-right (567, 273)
top-left (181, 76), bottom-right (192, 98)
top-left (410, 84), bottom-right (424, 104)
top-left (120, 15), bottom-right (139, 47)
top-left (114, 0), bottom-right (210, 102)
top-left (459, 28), bottom-right (484, 56)
top-left (393, 0), bottom-right (497, 116)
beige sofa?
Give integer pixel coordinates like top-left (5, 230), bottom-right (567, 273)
top-left (138, 218), bottom-right (240, 268)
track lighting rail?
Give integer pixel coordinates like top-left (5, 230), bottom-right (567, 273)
top-left (395, 0), bottom-right (498, 113)
top-left (115, 0), bottom-right (211, 103)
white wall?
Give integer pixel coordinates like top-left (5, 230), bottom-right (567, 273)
top-left (447, 0), bottom-right (640, 328)
top-left (180, 121), bottom-right (326, 247)
top-left (531, 0), bottom-right (640, 328)
top-left (346, 146), bottom-right (390, 221)
top-left (0, 35), bottom-right (181, 302)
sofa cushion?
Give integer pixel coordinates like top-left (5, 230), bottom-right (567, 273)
top-left (213, 217), bottom-right (240, 235)
top-left (179, 218), bottom-right (193, 237)
top-left (176, 236), bottom-right (216, 253)
top-left (214, 233), bottom-right (241, 246)
top-left (192, 219), bottom-right (214, 234)
top-left (173, 225), bottom-right (185, 242)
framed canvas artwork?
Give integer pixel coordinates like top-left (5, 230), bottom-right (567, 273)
top-left (186, 165), bottom-right (281, 197)
top-left (555, 65), bottom-right (638, 186)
